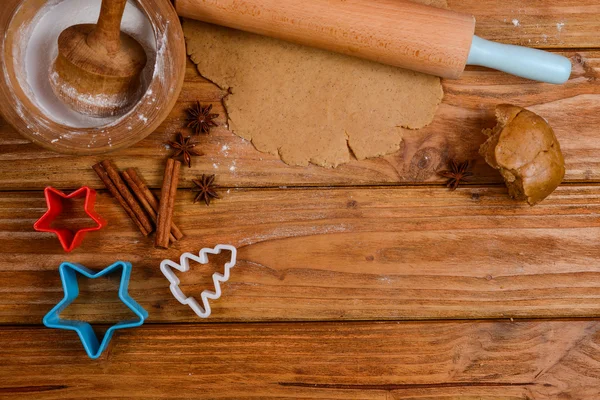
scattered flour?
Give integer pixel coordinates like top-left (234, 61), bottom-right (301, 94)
top-left (557, 22), bottom-right (565, 32)
top-left (221, 144), bottom-right (230, 156)
top-left (512, 19), bottom-right (520, 27)
top-left (18, 0), bottom-right (157, 128)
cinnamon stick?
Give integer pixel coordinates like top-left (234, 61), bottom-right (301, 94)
top-left (125, 168), bottom-right (184, 240)
top-left (155, 159), bottom-right (181, 249)
top-left (92, 163), bottom-right (150, 236)
top-left (100, 160), bottom-right (154, 235)
top-left (121, 170), bottom-right (177, 243)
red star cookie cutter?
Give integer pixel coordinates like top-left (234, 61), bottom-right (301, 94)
top-left (34, 187), bottom-right (106, 252)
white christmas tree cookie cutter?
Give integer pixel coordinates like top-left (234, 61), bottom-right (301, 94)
top-left (160, 244), bottom-right (237, 318)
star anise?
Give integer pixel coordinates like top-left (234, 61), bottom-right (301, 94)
top-left (437, 160), bottom-right (473, 191)
top-left (192, 174), bottom-right (220, 206)
top-left (166, 133), bottom-right (203, 168)
top-left (186, 102), bottom-right (219, 135)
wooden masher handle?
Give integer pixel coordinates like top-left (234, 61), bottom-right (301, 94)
top-left (87, 0), bottom-right (127, 55)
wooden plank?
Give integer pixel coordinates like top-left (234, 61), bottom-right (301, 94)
top-left (1, 185), bottom-right (600, 324)
top-left (1, 320), bottom-right (599, 399)
top-left (1, 50), bottom-right (599, 190)
top-left (450, 0), bottom-right (600, 49)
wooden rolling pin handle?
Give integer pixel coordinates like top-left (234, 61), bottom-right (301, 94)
top-left (87, 0), bottom-right (127, 55)
top-left (175, 0), bottom-right (476, 79)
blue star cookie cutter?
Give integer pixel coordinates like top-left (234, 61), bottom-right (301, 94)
top-left (43, 261), bottom-right (148, 359)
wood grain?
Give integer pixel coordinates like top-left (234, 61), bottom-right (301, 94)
top-left (1, 185), bottom-right (600, 324)
top-left (451, 0), bottom-right (600, 49)
top-left (0, 50), bottom-right (598, 189)
top-left (1, 1), bottom-right (600, 398)
top-left (1, 320), bottom-right (599, 399)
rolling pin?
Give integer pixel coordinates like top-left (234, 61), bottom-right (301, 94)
top-left (175, 0), bottom-right (572, 84)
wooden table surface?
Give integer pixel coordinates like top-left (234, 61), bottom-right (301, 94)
top-left (2, 1), bottom-right (600, 399)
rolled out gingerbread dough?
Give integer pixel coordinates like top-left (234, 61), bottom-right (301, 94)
top-left (184, 0), bottom-right (445, 168)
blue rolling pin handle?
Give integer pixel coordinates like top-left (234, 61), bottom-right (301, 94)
top-left (467, 35), bottom-right (572, 84)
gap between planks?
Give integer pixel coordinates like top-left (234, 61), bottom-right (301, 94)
top-left (2, 181), bottom-right (600, 195)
